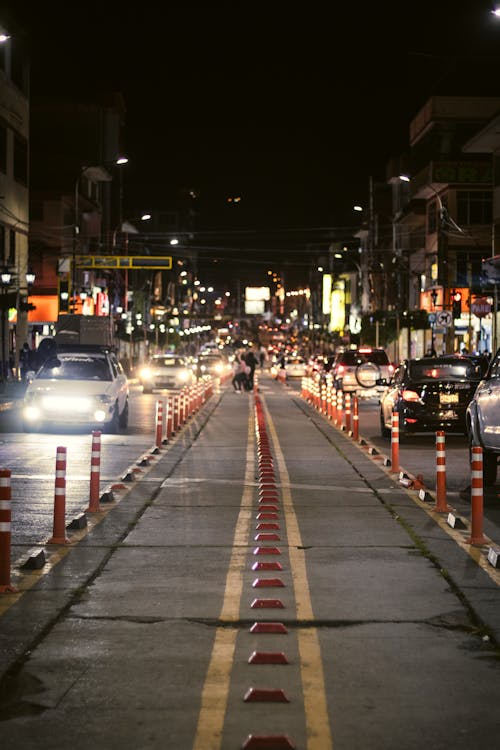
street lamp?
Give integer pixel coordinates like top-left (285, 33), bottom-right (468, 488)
top-left (1, 267), bottom-right (13, 383)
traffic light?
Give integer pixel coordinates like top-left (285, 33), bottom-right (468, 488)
top-left (452, 290), bottom-right (462, 319)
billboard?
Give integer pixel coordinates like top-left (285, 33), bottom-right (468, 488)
top-left (245, 286), bottom-right (270, 301)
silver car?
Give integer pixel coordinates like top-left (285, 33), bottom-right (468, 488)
top-left (331, 347), bottom-right (393, 398)
top-left (138, 354), bottom-right (195, 393)
top-left (466, 351), bottom-right (500, 485)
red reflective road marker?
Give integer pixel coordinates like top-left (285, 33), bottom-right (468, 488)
top-left (244, 688), bottom-right (290, 702)
top-left (254, 533), bottom-right (280, 541)
top-left (253, 547), bottom-right (281, 555)
top-left (249, 622), bottom-right (288, 633)
top-left (242, 735), bottom-right (296, 750)
top-left (251, 598), bottom-right (285, 608)
top-left (252, 578), bottom-right (284, 587)
top-left (248, 651), bottom-right (289, 664)
top-left (252, 561), bottom-right (283, 571)
top-left (256, 523), bottom-right (280, 531)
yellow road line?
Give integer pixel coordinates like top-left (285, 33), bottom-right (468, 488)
top-left (263, 396), bottom-right (333, 750)
top-left (193, 403), bottom-right (254, 748)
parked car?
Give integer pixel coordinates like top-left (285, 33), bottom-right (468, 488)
top-left (467, 349), bottom-right (500, 485)
top-left (22, 345), bottom-right (129, 433)
top-left (331, 347), bottom-right (393, 398)
top-left (380, 355), bottom-right (485, 439)
top-left (138, 354), bottom-right (195, 393)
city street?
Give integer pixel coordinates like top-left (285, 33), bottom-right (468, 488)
top-left (1, 374), bottom-right (500, 749)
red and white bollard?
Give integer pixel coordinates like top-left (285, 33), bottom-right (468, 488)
top-left (166, 396), bottom-right (173, 441)
top-left (344, 393), bottom-right (351, 432)
top-left (49, 446), bottom-right (70, 544)
top-left (87, 431), bottom-right (102, 513)
top-left (391, 412), bottom-right (400, 473)
top-left (352, 395), bottom-right (359, 441)
top-left (466, 446), bottom-right (488, 545)
top-left (0, 469), bottom-right (17, 593)
top-left (434, 431), bottom-right (450, 512)
top-left (173, 394), bottom-right (180, 433)
top-left (155, 399), bottom-right (164, 449)
top-left (336, 390), bottom-right (343, 427)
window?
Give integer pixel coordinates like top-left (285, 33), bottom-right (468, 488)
top-left (13, 134), bottom-right (28, 185)
top-left (456, 191), bottom-right (492, 226)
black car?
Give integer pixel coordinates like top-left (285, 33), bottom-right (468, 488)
top-left (379, 355), bottom-right (486, 438)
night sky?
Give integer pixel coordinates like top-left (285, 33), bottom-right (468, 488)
top-left (5, 0), bottom-right (500, 285)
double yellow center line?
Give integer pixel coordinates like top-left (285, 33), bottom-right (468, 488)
top-left (193, 395), bottom-right (333, 749)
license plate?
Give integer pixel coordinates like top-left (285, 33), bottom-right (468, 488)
top-left (440, 410), bottom-right (458, 420)
top-left (440, 393), bottom-right (459, 404)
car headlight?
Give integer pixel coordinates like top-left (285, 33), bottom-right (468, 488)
top-left (178, 369), bottom-right (190, 382)
top-left (214, 363), bottom-right (224, 374)
top-left (140, 367), bottom-right (153, 380)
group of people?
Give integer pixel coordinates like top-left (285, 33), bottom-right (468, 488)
top-left (232, 349), bottom-right (259, 392)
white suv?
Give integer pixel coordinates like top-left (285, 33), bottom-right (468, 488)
top-left (331, 347), bottom-right (393, 398)
top-left (23, 345), bottom-right (129, 433)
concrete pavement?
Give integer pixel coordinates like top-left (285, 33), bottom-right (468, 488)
top-left (0, 374), bottom-right (500, 749)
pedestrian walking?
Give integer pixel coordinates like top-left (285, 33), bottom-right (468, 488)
top-left (244, 349), bottom-right (258, 390)
top-left (232, 356), bottom-right (248, 392)
top-left (19, 343), bottom-right (31, 380)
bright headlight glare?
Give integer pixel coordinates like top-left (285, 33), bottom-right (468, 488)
top-left (140, 367), bottom-right (153, 379)
top-left (94, 409), bottom-right (107, 422)
top-left (23, 405), bottom-right (41, 421)
top-left (178, 369), bottom-right (189, 382)
top-left (41, 395), bottom-right (92, 413)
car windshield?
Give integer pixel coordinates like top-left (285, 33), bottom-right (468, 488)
top-left (37, 355), bottom-right (112, 381)
top-left (341, 351), bottom-right (389, 366)
top-left (408, 360), bottom-right (481, 381)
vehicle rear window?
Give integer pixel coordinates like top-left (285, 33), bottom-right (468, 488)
top-left (409, 361), bottom-right (481, 381)
top-left (155, 358), bottom-right (186, 367)
top-left (340, 351), bottom-right (389, 366)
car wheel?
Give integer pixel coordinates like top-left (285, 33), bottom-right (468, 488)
top-left (482, 449), bottom-right (498, 486)
top-left (380, 410), bottom-right (391, 438)
top-left (119, 398), bottom-right (129, 429)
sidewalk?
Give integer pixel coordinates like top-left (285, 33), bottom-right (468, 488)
top-left (1, 377), bottom-right (500, 749)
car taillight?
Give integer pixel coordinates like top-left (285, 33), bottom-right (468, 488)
top-left (388, 364), bottom-right (394, 374)
top-left (401, 389), bottom-right (421, 403)
top-left (337, 365), bottom-right (345, 375)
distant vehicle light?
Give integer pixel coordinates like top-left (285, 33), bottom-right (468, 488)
top-left (401, 389), bottom-right (422, 403)
top-left (140, 367), bottom-right (153, 380)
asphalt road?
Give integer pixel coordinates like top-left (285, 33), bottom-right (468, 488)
top-left (0, 375), bottom-right (499, 749)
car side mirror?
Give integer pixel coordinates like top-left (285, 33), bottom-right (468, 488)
top-left (26, 370), bottom-right (36, 383)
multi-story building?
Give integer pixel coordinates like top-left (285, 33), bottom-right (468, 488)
top-left (0, 15), bottom-right (29, 378)
top-left (392, 96), bottom-right (500, 357)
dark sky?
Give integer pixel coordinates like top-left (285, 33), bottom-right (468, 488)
top-left (5, 0), bottom-right (500, 284)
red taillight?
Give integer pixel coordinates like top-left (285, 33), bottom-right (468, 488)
top-left (401, 389), bottom-right (421, 403)
top-left (337, 365), bottom-right (345, 375)
top-left (388, 364), bottom-right (394, 374)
